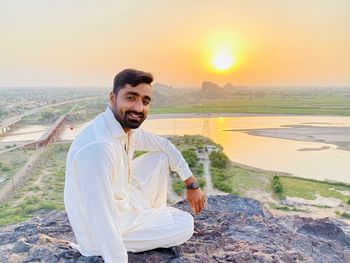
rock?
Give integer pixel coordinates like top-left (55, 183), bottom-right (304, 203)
top-left (0, 195), bottom-right (349, 262)
top-left (12, 238), bottom-right (31, 253)
top-left (297, 218), bottom-right (350, 246)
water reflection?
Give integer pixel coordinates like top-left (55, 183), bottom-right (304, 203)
top-left (2, 115), bottom-right (350, 184)
top-left (142, 116), bottom-right (350, 184)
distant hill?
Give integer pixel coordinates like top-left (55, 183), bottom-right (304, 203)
top-left (201, 81), bottom-right (226, 98)
top-left (152, 83), bottom-right (174, 95)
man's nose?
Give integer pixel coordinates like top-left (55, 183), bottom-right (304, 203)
top-left (132, 100), bottom-right (143, 112)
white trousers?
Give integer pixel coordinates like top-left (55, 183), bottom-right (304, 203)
top-left (123, 152), bottom-right (194, 252)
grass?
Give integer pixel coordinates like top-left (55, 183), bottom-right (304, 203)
top-left (269, 204), bottom-right (309, 212)
top-left (151, 96), bottom-right (350, 116)
top-left (225, 164), bottom-right (350, 205)
top-left (336, 211), bottom-right (350, 219)
top-left (204, 145), bottom-right (350, 210)
top-left (1, 134), bottom-right (350, 226)
top-left (0, 148), bottom-right (34, 189)
top-left (0, 143), bottom-right (70, 226)
top-left (168, 135), bottom-right (217, 196)
top-left (277, 177), bottom-right (350, 203)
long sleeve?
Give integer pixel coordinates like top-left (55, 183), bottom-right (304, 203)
top-left (74, 142), bottom-right (128, 263)
top-left (133, 129), bottom-right (193, 181)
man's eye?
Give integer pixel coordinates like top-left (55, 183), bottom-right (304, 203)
top-left (127, 96), bottom-right (135, 101)
top-left (143, 100), bottom-right (150, 105)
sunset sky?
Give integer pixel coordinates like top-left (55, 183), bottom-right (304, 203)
top-left (1, 0), bottom-right (350, 88)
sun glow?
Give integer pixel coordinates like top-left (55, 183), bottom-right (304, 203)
top-left (211, 45), bottom-right (235, 71)
top-left (212, 52), bottom-right (233, 71)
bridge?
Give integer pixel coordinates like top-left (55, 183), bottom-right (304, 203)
top-left (24, 114), bottom-right (68, 149)
top-left (0, 95), bottom-right (100, 136)
top-left (0, 116), bottom-right (22, 135)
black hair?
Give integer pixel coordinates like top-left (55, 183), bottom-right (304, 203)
top-left (113, 68), bottom-right (153, 94)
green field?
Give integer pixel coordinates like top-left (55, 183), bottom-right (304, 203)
top-left (151, 96), bottom-right (350, 115)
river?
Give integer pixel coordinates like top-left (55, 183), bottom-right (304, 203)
top-left (2, 115), bottom-right (350, 184)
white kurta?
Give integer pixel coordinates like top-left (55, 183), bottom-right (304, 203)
top-left (64, 107), bottom-right (194, 263)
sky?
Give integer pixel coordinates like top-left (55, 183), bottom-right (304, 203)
top-left (1, 0), bottom-right (350, 88)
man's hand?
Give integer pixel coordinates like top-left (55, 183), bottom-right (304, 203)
top-left (186, 188), bottom-right (206, 215)
top-left (184, 176), bottom-right (206, 215)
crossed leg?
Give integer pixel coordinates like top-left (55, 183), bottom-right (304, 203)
top-left (124, 152), bottom-right (194, 252)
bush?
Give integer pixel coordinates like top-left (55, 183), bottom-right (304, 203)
top-left (192, 163), bottom-right (204, 177)
top-left (209, 151), bottom-right (230, 169)
top-left (181, 148), bottom-right (197, 168)
top-left (347, 198), bottom-right (350, 205)
top-left (210, 167), bottom-right (233, 193)
top-left (336, 211), bottom-right (350, 219)
top-left (172, 179), bottom-right (184, 196)
top-left (198, 178), bottom-right (206, 189)
top-left (1, 166), bottom-right (11, 172)
top-left (272, 176), bottom-right (284, 198)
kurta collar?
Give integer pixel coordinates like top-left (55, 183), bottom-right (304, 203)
top-left (103, 106), bottom-right (132, 139)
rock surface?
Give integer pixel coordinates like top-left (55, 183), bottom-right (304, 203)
top-left (1, 195), bottom-right (350, 262)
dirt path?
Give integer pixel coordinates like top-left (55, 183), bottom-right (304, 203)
top-left (198, 151), bottom-right (227, 196)
top-left (0, 146), bottom-right (47, 202)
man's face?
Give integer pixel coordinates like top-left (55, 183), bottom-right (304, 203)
top-left (110, 83), bottom-right (152, 132)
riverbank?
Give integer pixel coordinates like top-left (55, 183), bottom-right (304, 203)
top-left (0, 132), bottom-right (349, 227)
top-left (148, 112), bottom-right (350, 119)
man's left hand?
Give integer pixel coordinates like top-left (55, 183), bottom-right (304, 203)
top-left (186, 187), bottom-right (206, 215)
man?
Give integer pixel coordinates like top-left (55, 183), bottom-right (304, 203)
top-left (64, 69), bottom-right (206, 263)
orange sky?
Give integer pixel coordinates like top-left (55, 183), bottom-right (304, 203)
top-left (1, 1), bottom-right (350, 88)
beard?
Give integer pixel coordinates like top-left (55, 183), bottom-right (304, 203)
top-left (116, 110), bottom-right (146, 129)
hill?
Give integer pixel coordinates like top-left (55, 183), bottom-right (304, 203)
top-left (1, 195), bottom-right (350, 262)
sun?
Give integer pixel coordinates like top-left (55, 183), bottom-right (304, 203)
top-left (211, 47), bottom-right (235, 71)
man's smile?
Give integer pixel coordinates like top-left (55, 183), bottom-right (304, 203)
top-left (126, 111), bottom-right (144, 121)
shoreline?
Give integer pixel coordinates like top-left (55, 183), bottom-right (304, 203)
top-left (148, 112), bottom-right (350, 119)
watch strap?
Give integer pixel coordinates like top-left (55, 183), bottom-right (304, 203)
top-left (186, 181), bottom-right (200, 190)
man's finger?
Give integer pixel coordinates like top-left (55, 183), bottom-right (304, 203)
top-left (191, 200), bottom-right (197, 214)
top-left (201, 195), bottom-right (205, 209)
top-left (195, 201), bottom-right (200, 214)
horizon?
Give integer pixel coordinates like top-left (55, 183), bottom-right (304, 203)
top-left (1, 1), bottom-right (350, 87)
top-left (1, 84), bottom-right (350, 91)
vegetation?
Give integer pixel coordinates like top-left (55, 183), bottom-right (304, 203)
top-left (151, 95), bottom-right (350, 116)
top-left (336, 211), bottom-right (350, 219)
top-left (169, 135), bottom-right (222, 152)
top-left (0, 148), bottom-right (34, 189)
top-left (209, 151), bottom-right (230, 169)
top-left (0, 143), bottom-right (69, 226)
top-left (272, 176), bottom-right (284, 199)
top-left (277, 177), bottom-right (350, 203)
top-left (1, 133), bottom-right (350, 226)
top-left (270, 204), bottom-right (309, 212)
top-left (209, 150), bottom-right (235, 193)
top-left (172, 178), bottom-right (184, 196)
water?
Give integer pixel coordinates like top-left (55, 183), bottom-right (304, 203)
top-left (0, 125), bottom-right (48, 143)
top-left (142, 116), bottom-right (350, 184)
top-left (3, 115), bottom-right (350, 184)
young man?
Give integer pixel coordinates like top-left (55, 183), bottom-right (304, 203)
top-left (64, 69), bottom-right (205, 263)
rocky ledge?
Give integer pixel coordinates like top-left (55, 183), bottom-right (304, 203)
top-left (1, 195), bottom-right (350, 263)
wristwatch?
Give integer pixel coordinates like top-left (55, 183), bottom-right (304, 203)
top-left (186, 181), bottom-right (200, 190)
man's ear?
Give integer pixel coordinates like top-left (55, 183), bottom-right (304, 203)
top-left (109, 91), bottom-right (116, 103)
